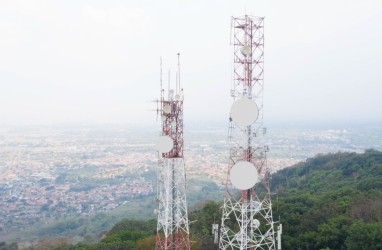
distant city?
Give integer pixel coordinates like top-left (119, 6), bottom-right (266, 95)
top-left (1, 123), bottom-right (381, 241)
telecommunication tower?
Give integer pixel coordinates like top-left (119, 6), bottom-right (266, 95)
top-left (219, 15), bottom-right (277, 250)
top-left (154, 54), bottom-right (190, 250)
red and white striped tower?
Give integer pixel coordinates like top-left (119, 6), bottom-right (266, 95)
top-left (219, 15), bottom-right (276, 250)
top-left (155, 54), bottom-right (190, 250)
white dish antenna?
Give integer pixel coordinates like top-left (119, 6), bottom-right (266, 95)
top-left (155, 135), bottom-right (173, 153)
top-left (163, 103), bottom-right (171, 114)
top-left (253, 219), bottom-right (260, 229)
top-left (175, 94), bottom-right (180, 101)
top-left (229, 161), bottom-right (258, 190)
top-left (241, 45), bottom-right (251, 57)
top-left (230, 98), bottom-right (259, 126)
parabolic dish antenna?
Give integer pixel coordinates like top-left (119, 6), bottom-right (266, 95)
top-left (155, 135), bottom-right (173, 153)
top-left (163, 103), bottom-right (171, 114)
top-left (253, 219), bottom-right (260, 229)
top-left (241, 45), bottom-right (251, 57)
top-left (230, 161), bottom-right (258, 190)
top-left (230, 98), bottom-right (259, 126)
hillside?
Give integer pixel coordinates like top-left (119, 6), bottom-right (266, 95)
top-left (2, 150), bottom-right (382, 249)
top-left (185, 151), bottom-right (382, 250)
top-left (271, 149), bottom-right (382, 249)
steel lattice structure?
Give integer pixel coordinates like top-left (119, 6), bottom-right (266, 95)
top-left (155, 54), bottom-right (190, 250)
top-left (219, 15), bottom-right (276, 250)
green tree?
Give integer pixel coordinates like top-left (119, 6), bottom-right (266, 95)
top-left (345, 221), bottom-right (382, 250)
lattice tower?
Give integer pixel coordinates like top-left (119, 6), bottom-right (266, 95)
top-left (155, 54), bottom-right (190, 250)
top-left (219, 16), bottom-right (276, 250)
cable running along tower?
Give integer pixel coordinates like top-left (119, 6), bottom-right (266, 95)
top-left (155, 54), bottom-right (190, 250)
top-left (219, 16), bottom-right (276, 250)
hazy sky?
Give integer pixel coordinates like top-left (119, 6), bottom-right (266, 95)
top-left (1, 0), bottom-right (381, 126)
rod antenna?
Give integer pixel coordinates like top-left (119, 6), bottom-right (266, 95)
top-left (177, 53), bottom-right (181, 94)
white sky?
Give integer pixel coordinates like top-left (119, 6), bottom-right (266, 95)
top-left (0, 0), bottom-right (381, 126)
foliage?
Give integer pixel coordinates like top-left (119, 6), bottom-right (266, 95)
top-left (135, 235), bottom-right (156, 250)
top-left (345, 221), bottom-right (382, 249)
top-left (27, 237), bottom-right (72, 250)
top-left (95, 230), bottom-right (148, 250)
top-left (0, 242), bottom-right (17, 250)
top-left (185, 150), bottom-right (382, 249)
top-left (272, 150), bottom-right (382, 249)
top-left (107, 219), bottom-right (156, 236)
top-left (17, 150), bottom-right (382, 249)
top-left (188, 201), bottom-right (221, 249)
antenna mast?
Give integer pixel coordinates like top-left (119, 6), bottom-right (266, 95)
top-left (177, 53), bottom-right (181, 95)
top-left (219, 15), bottom-right (277, 250)
top-left (160, 57), bottom-right (163, 101)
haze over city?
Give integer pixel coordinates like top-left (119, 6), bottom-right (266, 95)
top-left (1, 0), bottom-right (381, 126)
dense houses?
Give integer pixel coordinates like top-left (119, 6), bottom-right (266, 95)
top-left (0, 126), bottom-right (157, 234)
top-left (0, 174), bottom-right (154, 233)
top-left (1, 125), bottom-right (381, 237)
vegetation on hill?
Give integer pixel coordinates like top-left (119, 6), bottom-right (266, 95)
top-left (271, 149), bottom-right (382, 249)
top-left (2, 150), bottom-right (382, 249)
top-left (0, 242), bottom-right (17, 250)
top-left (186, 150), bottom-right (382, 249)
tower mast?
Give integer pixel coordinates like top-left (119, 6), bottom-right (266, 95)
top-left (219, 15), bottom-right (276, 250)
top-left (155, 54), bottom-right (190, 250)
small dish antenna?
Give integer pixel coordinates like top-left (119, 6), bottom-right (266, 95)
top-left (230, 98), bottom-right (259, 126)
top-left (163, 103), bottom-right (171, 114)
top-left (241, 45), bottom-right (251, 57)
top-left (155, 135), bottom-right (173, 153)
top-left (229, 161), bottom-right (259, 190)
top-left (252, 219), bottom-right (260, 229)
